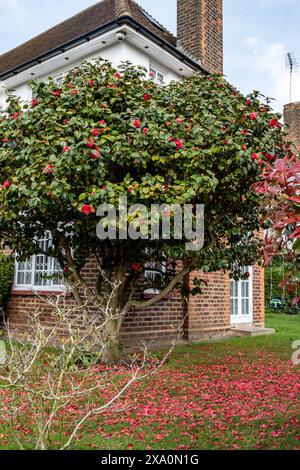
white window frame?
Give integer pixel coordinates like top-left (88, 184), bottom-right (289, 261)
top-left (14, 231), bottom-right (63, 292)
top-left (53, 73), bottom-right (65, 85)
top-left (149, 64), bottom-right (165, 85)
top-left (230, 266), bottom-right (253, 324)
top-left (144, 249), bottom-right (167, 294)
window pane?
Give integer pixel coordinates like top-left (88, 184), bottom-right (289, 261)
top-left (14, 232), bottom-right (61, 289)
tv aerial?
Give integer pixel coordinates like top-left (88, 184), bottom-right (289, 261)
top-left (285, 53), bottom-right (298, 103)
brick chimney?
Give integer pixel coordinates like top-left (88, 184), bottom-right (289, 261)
top-left (177, 0), bottom-right (223, 74)
top-left (284, 102), bottom-right (300, 150)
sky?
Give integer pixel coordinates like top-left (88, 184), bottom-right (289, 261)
top-left (0, 0), bottom-right (300, 113)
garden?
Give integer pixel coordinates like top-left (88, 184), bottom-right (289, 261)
top-left (0, 312), bottom-right (299, 450)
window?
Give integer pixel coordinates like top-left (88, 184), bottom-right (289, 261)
top-left (144, 250), bottom-right (167, 294)
top-left (149, 65), bottom-right (165, 85)
top-left (53, 74), bottom-right (65, 85)
top-left (14, 231), bottom-right (61, 290)
top-left (230, 266), bottom-right (253, 324)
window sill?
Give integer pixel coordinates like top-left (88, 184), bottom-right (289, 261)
top-left (11, 289), bottom-right (69, 297)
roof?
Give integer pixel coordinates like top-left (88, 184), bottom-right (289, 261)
top-left (0, 0), bottom-right (181, 80)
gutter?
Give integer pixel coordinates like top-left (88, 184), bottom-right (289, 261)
top-left (0, 16), bottom-right (209, 81)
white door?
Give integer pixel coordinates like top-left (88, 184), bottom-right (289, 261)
top-left (230, 267), bottom-right (253, 324)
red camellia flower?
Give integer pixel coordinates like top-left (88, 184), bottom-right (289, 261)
top-left (98, 120), bottom-right (106, 126)
top-left (2, 138), bottom-right (9, 143)
top-left (251, 153), bottom-right (259, 161)
top-left (89, 80), bottom-right (95, 87)
top-left (44, 165), bottom-right (54, 174)
top-left (245, 98), bottom-right (251, 106)
top-left (242, 145), bottom-right (247, 151)
top-left (86, 138), bottom-right (95, 148)
top-left (132, 262), bottom-right (141, 272)
top-left (263, 152), bottom-right (274, 161)
top-left (12, 112), bottom-right (19, 120)
top-left (63, 146), bottom-right (70, 153)
top-left (269, 118), bottom-right (282, 129)
top-left (249, 112), bottom-right (258, 120)
top-left (92, 128), bottom-right (99, 137)
top-left (241, 129), bottom-right (249, 136)
top-left (143, 127), bottom-right (149, 135)
top-left (143, 94), bottom-right (151, 101)
top-left (53, 89), bottom-right (61, 97)
top-left (168, 136), bottom-right (173, 142)
top-left (174, 139), bottom-right (183, 150)
top-left (31, 98), bottom-right (39, 108)
top-left (89, 149), bottom-right (101, 160)
top-left (81, 204), bottom-right (93, 215)
top-left (176, 118), bottom-right (184, 124)
top-left (3, 180), bottom-right (10, 188)
top-left (63, 119), bottom-right (69, 125)
top-left (114, 72), bottom-right (121, 79)
top-left (69, 89), bottom-right (78, 95)
top-left (133, 118), bottom-right (141, 129)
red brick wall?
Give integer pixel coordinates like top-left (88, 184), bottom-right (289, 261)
top-left (5, 259), bottom-right (265, 345)
top-left (284, 102), bottom-right (300, 151)
top-left (177, 0), bottom-right (223, 74)
top-left (184, 270), bottom-right (230, 341)
top-left (253, 264), bottom-right (265, 327)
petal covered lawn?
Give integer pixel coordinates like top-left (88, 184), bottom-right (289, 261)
top-left (0, 313), bottom-right (299, 450)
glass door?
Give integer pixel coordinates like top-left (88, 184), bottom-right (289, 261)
top-left (230, 267), bottom-right (253, 324)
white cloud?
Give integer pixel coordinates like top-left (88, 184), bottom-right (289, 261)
top-left (0, 0), bottom-right (20, 8)
top-left (241, 36), bottom-right (300, 112)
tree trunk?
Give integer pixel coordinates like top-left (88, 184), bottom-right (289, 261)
top-left (101, 318), bottom-right (122, 365)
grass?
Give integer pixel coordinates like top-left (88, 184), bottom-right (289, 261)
top-left (0, 312), bottom-right (299, 450)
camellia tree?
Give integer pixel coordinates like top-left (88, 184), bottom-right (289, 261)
top-left (0, 60), bottom-right (286, 361)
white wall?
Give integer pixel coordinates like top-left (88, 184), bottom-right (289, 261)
top-left (0, 31), bottom-right (185, 109)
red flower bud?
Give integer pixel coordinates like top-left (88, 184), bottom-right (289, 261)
top-left (249, 112), bottom-right (258, 121)
top-left (92, 128), bottom-right (99, 137)
top-left (174, 139), bottom-right (183, 150)
top-left (31, 98), bottom-right (39, 108)
top-left (44, 165), bottom-right (54, 174)
top-left (132, 262), bottom-right (141, 272)
top-left (3, 180), bottom-right (10, 188)
top-left (143, 94), bottom-right (151, 101)
top-left (81, 204), bottom-right (93, 215)
top-left (133, 118), bottom-right (141, 129)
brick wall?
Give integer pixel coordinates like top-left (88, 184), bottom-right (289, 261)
top-left (5, 257), bottom-right (265, 346)
top-left (184, 270), bottom-right (230, 341)
top-left (284, 102), bottom-right (300, 150)
top-left (177, 0), bottom-right (223, 74)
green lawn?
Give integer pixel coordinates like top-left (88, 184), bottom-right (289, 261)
top-left (0, 312), bottom-right (299, 450)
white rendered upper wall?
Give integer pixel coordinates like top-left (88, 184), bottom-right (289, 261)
top-left (0, 26), bottom-right (193, 109)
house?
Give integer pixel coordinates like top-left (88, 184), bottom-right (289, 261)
top-left (0, 0), bottom-right (265, 345)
